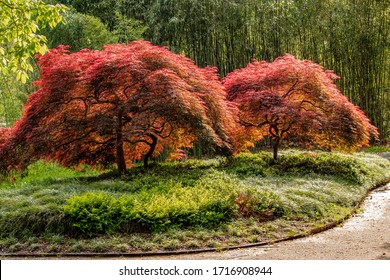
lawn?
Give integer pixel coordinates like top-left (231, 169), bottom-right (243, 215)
top-left (0, 150), bottom-right (389, 254)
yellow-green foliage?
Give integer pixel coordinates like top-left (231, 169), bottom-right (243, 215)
top-left (64, 171), bottom-right (240, 235)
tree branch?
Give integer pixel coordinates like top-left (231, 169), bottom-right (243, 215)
top-left (282, 78), bottom-right (299, 98)
top-left (281, 121), bottom-right (296, 136)
top-left (54, 129), bottom-right (94, 150)
top-left (300, 100), bottom-right (330, 113)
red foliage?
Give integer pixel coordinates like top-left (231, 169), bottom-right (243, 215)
top-left (0, 41), bottom-right (236, 174)
top-left (224, 54), bottom-right (378, 159)
top-left (0, 127), bottom-right (11, 149)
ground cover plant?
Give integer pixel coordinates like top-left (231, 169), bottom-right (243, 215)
top-left (1, 150), bottom-right (389, 254)
top-left (364, 146), bottom-right (390, 153)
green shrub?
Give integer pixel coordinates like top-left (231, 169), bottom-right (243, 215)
top-left (62, 171), bottom-right (238, 235)
top-left (63, 192), bottom-right (123, 236)
top-left (130, 175), bottom-right (236, 231)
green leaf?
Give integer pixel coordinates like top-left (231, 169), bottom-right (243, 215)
top-left (0, 0), bottom-right (66, 81)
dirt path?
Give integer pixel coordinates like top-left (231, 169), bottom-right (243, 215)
top-left (141, 184), bottom-right (390, 260)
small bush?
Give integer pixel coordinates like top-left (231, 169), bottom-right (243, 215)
top-left (63, 171), bottom-right (239, 235)
top-left (63, 192), bottom-right (123, 236)
top-left (130, 171), bottom-right (238, 231)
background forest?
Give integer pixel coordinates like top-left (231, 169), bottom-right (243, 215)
top-left (1, 0), bottom-right (389, 142)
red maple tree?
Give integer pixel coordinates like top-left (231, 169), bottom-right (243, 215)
top-left (0, 41), bottom-right (236, 174)
top-left (223, 54), bottom-right (378, 159)
top-left (0, 127), bottom-right (11, 149)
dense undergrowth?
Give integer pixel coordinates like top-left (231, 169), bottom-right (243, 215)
top-left (0, 150), bottom-right (389, 253)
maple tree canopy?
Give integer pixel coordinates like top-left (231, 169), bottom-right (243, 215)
top-left (0, 127), bottom-right (11, 149)
top-left (0, 41), bottom-right (236, 174)
top-left (223, 54), bottom-right (378, 159)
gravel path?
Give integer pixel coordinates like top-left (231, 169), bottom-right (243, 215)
top-left (142, 184), bottom-right (390, 260)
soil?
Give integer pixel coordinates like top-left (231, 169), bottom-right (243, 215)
top-left (140, 183), bottom-right (390, 260)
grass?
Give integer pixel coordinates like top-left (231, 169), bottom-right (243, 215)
top-left (0, 150), bottom-right (390, 254)
top-left (364, 145), bottom-right (390, 153)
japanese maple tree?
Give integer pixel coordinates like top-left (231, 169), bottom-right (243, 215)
top-left (0, 41), bottom-right (235, 174)
top-left (223, 54), bottom-right (378, 159)
top-left (0, 127), bottom-right (11, 149)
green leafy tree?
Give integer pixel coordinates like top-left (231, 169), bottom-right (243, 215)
top-left (112, 12), bottom-right (146, 43)
top-left (60, 0), bottom-right (117, 30)
top-left (59, 0), bottom-right (147, 41)
top-left (0, 74), bottom-right (30, 127)
top-left (0, 0), bottom-right (67, 83)
top-left (44, 10), bottom-right (118, 52)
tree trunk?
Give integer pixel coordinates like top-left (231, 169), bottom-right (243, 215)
top-left (273, 137), bottom-right (280, 161)
top-left (115, 110), bottom-right (126, 175)
top-left (144, 134), bottom-right (157, 169)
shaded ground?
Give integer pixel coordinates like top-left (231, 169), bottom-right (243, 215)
top-left (140, 184), bottom-right (390, 260)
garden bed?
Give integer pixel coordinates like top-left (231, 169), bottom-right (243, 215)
top-left (1, 150), bottom-right (389, 255)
